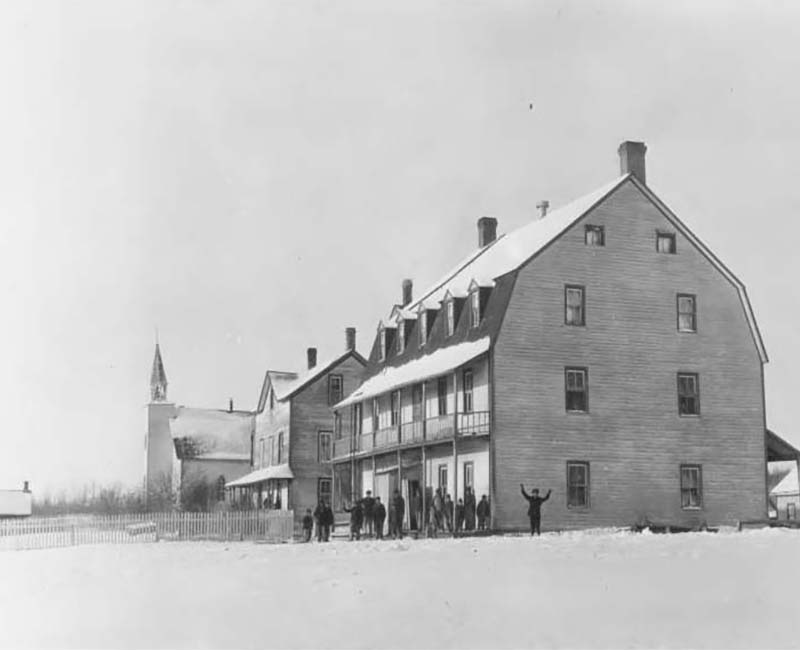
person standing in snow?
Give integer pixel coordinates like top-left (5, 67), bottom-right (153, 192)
top-left (455, 498), bottom-right (465, 533)
top-left (520, 484), bottom-right (551, 536)
top-left (432, 488), bottom-right (445, 532)
top-left (361, 490), bottom-right (376, 538)
top-left (315, 500), bottom-right (333, 541)
top-left (464, 487), bottom-right (477, 531)
top-left (444, 493), bottom-right (454, 532)
top-left (477, 494), bottom-right (490, 531)
top-left (343, 499), bottom-right (363, 541)
top-left (302, 508), bottom-right (314, 542)
top-left (391, 489), bottom-right (405, 539)
top-left (313, 501), bottom-right (325, 541)
top-left (374, 496), bottom-right (386, 539)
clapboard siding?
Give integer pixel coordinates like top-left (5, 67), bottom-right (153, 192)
top-left (289, 355), bottom-right (366, 520)
top-left (493, 180), bottom-right (766, 530)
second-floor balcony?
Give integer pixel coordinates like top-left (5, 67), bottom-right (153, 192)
top-left (333, 410), bottom-right (490, 460)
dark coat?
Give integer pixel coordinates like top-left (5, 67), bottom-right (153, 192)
top-left (344, 503), bottom-right (363, 527)
top-left (392, 495), bottom-right (405, 522)
top-left (521, 487), bottom-right (551, 518)
top-left (302, 514), bottom-right (314, 530)
top-left (477, 498), bottom-right (491, 519)
top-left (374, 502), bottom-right (387, 522)
top-left (316, 504), bottom-right (334, 526)
top-left (361, 496), bottom-right (376, 518)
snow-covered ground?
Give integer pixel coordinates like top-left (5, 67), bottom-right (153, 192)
top-left (1, 528), bottom-right (799, 649)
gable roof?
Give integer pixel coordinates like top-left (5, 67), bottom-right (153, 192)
top-left (256, 349), bottom-right (367, 410)
top-left (170, 406), bottom-right (253, 461)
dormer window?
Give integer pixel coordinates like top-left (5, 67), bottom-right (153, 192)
top-left (419, 307), bottom-right (428, 346)
top-left (397, 319), bottom-right (405, 353)
top-left (379, 326), bottom-right (387, 361)
top-left (470, 290), bottom-right (480, 328)
top-left (378, 323), bottom-right (396, 361)
top-left (446, 299), bottom-right (455, 337)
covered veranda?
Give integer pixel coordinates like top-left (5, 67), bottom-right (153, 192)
top-left (225, 464), bottom-right (294, 510)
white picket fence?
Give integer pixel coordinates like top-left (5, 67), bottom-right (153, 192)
top-left (0, 510), bottom-right (295, 551)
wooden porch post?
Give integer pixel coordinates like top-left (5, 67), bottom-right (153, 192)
top-left (488, 349), bottom-right (496, 532)
top-left (422, 444), bottom-right (427, 537)
top-left (397, 448), bottom-right (403, 533)
top-left (453, 369), bottom-right (459, 536)
top-left (421, 380), bottom-right (427, 537)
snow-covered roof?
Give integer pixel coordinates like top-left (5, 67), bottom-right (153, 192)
top-left (192, 452), bottom-right (251, 462)
top-left (407, 175), bottom-right (629, 312)
top-left (773, 464), bottom-right (799, 496)
top-left (225, 464), bottom-right (295, 487)
top-left (336, 337), bottom-right (490, 408)
top-left (273, 351), bottom-right (357, 401)
top-left (170, 407), bottom-right (253, 460)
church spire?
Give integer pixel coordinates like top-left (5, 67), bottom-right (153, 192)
top-left (150, 343), bottom-right (168, 402)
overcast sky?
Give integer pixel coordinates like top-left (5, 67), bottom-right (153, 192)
top-left (2, 1), bottom-right (799, 495)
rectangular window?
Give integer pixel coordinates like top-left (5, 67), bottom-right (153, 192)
top-left (680, 465), bottom-right (702, 509)
top-left (446, 300), bottom-right (455, 337)
top-left (677, 294), bottom-right (696, 333)
top-left (397, 320), bottom-right (405, 353)
top-left (371, 398), bottom-right (379, 432)
top-left (657, 231), bottom-right (677, 254)
top-left (390, 391), bottom-right (399, 426)
top-left (328, 374), bottom-right (343, 406)
top-left (334, 412), bottom-right (342, 439)
top-left (277, 432), bottom-right (285, 464)
top-left (269, 437), bottom-right (275, 466)
top-left (463, 461), bottom-right (474, 491)
top-left (412, 384), bottom-right (423, 422)
top-left (353, 403), bottom-right (363, 435)
top-left (565, 285), bottom-right (585, 326)
top-left (565, 367), bottom-right (588, 412)
top-left (585, 225), bottom-right (605, 246)
top-left (259, 438), bottom-right (265, 467)
top-left (437, 376), bottom-right (448, 416)
top-left (567, 461), bottom-right (590, 508)
top-left (318, 431), bottom-right (332, 462)
top-left (462, 369), bottom-right (474, 413)
top-left (419, 311), bottom-right (428, 346)
top-left (379, 328), bottom-right (387, 361)
top-left (678, 373), bottom-right (700, 416)
top-left (438, 464), bottom-right (448, 491)
top-left (318, 477), bottom-right (332, 505)
top-left (470, 291), bottom-right (481, 328)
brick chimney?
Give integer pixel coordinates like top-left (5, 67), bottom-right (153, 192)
top-left (478, 217), bottom-right (498, 247)
top-left (536, 200), bottom-right (549, 219)
top-left (228, 398), bottom-right (234, 412)
top-left (618, 141), bottom-right (647, 183)
top-left (345, 327), bottom-right (356, 351)
top-left (402, 279), bottom-right (413, 306)
top-left (307, 347), bottom-right (317, 370)
top-left (23, 481), bottom-right (29, 493)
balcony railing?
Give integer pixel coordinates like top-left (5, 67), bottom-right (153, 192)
top-left (426, 414), bottom-right (455, 441)
top-left (375, 426), bottom-right (398, 448)
top-left (401, 420), bottom-right (424, 444)
top-left (458, 410), bottom-right (490, 437)
top-left (332, 411), bottom-right (491, 460)
top-left (333, 436), bottom-right (352, 458)
top-left (359, 433), bottom-right (374, 453)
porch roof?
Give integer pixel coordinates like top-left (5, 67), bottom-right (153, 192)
top-left (225, 464), bottom-right (294, 488)
top-left (335, 337), bottom-right (491, 408)
top-left (766, 429), bottom-right (800, 462)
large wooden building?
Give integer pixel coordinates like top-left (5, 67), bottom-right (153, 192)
top-left (226, 329), bottom-right (365, 526)
top-left (332, 141), bottom-right (778, 531)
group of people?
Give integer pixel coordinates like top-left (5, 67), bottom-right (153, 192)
top-left (426, 486), bottom-right (490, 536)
top-left (301, 483), bottom-right (551, 542)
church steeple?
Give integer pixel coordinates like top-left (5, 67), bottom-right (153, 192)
top-left (150, 343), bottom-right (168, 402)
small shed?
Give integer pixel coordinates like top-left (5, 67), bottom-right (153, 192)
top-left (0, 482), bottom-right (32, 518)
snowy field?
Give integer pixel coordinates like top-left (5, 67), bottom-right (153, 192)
top-left (1, 528), bottom-right (799, 649)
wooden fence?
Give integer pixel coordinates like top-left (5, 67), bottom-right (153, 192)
top-left (0, 510), bottom-right (295, 551)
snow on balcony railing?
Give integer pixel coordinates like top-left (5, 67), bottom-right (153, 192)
top-left (375, 426), bottom-right (398, 449)
top-left (359, 433), bottom-right (374, 453)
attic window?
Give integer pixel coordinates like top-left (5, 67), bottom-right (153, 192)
top-left (585, 225), bottom-right (605, 246)
top-left (657, 231), bottom-right (677, 254)
top-left (379, 326), bottom-right (387, 361)
top-left (419, 308), bottom-right (428, 346)
top-left (446, 299), bottom-right (455, 337)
